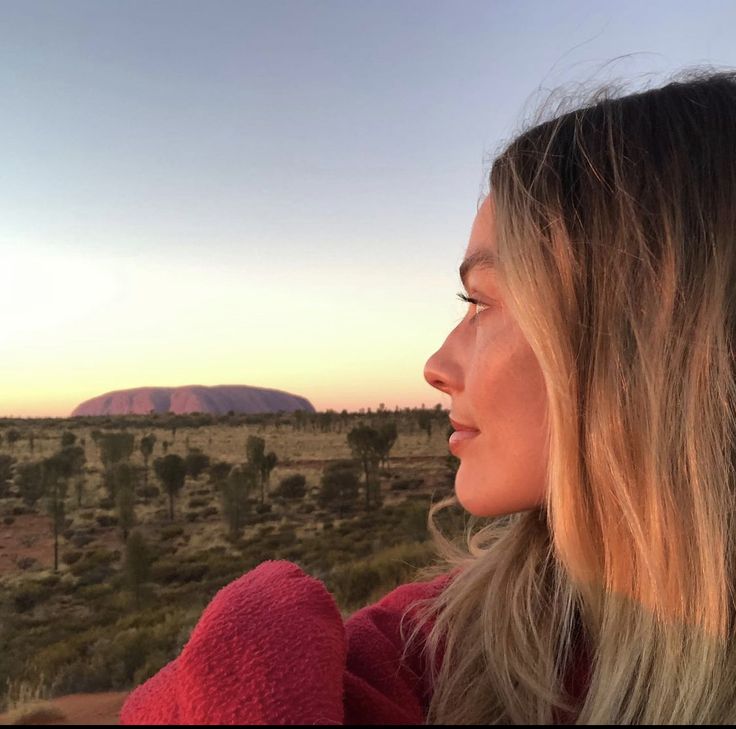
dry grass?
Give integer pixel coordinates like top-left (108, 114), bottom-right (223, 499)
top-left (0, 700), bottom-right (66, 725)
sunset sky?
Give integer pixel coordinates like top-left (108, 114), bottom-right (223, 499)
top-left (2, 0), bottom-right (735, 417)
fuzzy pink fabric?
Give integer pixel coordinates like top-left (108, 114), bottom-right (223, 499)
top-left (118, 559), bottom-right (589, 725)
top-left (118, 560), bottom-right (453, 725)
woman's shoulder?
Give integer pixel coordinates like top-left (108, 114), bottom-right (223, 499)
top-left (118, 559), bottom-right (457, 725)
top-left (341, 567), bottom-right (458, 724)
top-left (120, 559), bottom-right (347, 725)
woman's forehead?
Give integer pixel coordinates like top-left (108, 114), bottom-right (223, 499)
top-left (467, 195), bottom-right (496, 255)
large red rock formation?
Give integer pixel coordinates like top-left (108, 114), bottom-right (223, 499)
top-left (70, 385), bottom-right (315, 416)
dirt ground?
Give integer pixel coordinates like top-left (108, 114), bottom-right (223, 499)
top-left (0, 691), bottom-right (129, 725)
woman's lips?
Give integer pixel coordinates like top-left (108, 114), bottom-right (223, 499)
top-left (448, 428), bottom-right (480, 455)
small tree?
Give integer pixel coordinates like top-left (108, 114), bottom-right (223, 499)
top-left (15, 461), bottom-right (45, 508)
top-left (246, 435), bottom-right (267, 505)
top-left (184, 448), bottom-right (211, 481)
top-left (346, 426), bottom-right (384, 510)
top-left (139, 433), bottom-right (157, 487)
top-left (415, 411), bottom-right (433, 440)
top-left (220, 464), bottom-right (257, 541)
top-left (208, 460), bottom-right (233, 488)
top-left (154, 454), bottom-right (188, 522)
top-left (318, 460), bottom-right (360, 517)
top-left (376, 421), bottom-right (398, 473)
top-left (124, 529), bottom-right (152, 609)
top-left (0, 454), bottom-right (16, 498)
top-left (41, 453), bottom-right (69, 573)
top-left (5, 428), bottom-right (21, 453)
top-left (274, 473), bottom-right (307, 500)
top-left (114, 466), bottom-right (136, 543)
top-left (97, 432), bottom-right (135, 470)
top-left (73, 474), bottom-right (86, 508)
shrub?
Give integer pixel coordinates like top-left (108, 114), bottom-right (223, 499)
top-left (61, 550), bottom-right (83, 566)
top-left (1, 702), bottom-right (66, 725)
top-left (151, 560), bottom-right (208, 585)
top-left (77, 582), bottom-right (114, 601)
top-left (273, 473), bottom-right (307, 500)
top-left (69, 548), bottom-right (119, 576)
top-left (13, 582), bottom-right (53, 613)
top-left (98, 497), bottom-right (114, 510)
top-left (70, 533), bottom-right (94, 549)
top-left (136, 485), bottom-right (160, 499)
top-left (160, 524), bottom-right (184, 540)
top-left (390, 477), bottom-right (425, 491)
top-left (96, 514), bottom-right (117, 527)
top-left (3, 515), bottom-right (15, 525)
top-left (188, 497), bottom-right (208, 508)
top-left (328, 541), bottom-right (436, 611)
top-left (201, 506), bottom-right (218, 519)
top-left (75, 564), bottom-right (113, 587)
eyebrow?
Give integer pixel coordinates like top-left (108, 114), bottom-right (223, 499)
top-left (459, 250), bottom-right (498, 289)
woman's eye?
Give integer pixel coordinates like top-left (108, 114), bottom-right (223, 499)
top-left (456, 292), bottom-right (490, 323)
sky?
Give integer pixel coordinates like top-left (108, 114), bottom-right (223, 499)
top-left (1, 0), bottom-right (735, 417)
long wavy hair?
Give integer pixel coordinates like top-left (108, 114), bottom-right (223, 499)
top-left (400, 67), bottom-right (736, 724)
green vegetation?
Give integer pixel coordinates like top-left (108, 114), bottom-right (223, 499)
top-left (0, 406), bottom-right (458, 712)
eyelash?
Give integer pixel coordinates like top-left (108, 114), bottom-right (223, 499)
top-left (456, 292), bottom-right (490, 323)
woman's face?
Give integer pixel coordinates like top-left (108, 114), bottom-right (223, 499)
top-left (423, 195), bottom-right (549, 517)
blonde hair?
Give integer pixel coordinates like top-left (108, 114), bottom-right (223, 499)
top-left (401, 67), bottom-right (736, 724)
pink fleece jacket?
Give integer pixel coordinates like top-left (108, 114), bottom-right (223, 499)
top-left (118, 559), bottom-right (588, 724)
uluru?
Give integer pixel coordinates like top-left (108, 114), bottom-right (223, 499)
top-left (70, 385), bottom-right (315, 416)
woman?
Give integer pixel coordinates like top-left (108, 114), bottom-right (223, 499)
top-left (121, 67), bottom-right (736, 724)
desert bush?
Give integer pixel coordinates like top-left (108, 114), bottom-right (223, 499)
top-left (12, 582), bottom-right (54, 613)
top-left (188, 497), bottom-right (208, 508)
top-left (390, 476), bottom-right (425, 491)
top-left (96, 514), bottom-right (117, 527)
top-left (75, 564), bottom-right (114, 587)
top-left (70, 533), bottom-right (94, 549)
top-left (136, 484), bottom-right (160, 499)
top-left (16, 557), bottom-right (38, 571)
top-left (273, 473), bottom-right (307, 500)
top-left (1, 701), bottom-right (66, 725)
top-left (39, 573), bottom-right (61, 588)
top-left (77, 582), bottom-right (114, 602)
top-left (151, 559), bottom-right (208, 585)
top-left (159, 524), bottom-right (184, 540)
top-left (201, 506), bottom-right (218, 519)
top-left (3, 515), bottom-right (15, 525)
top-left (69, 548), bottom-right (119, 576)
top-left (328, 540), bottom-right (436, 611)
top-left (61, 549), bottom-right (83, 566)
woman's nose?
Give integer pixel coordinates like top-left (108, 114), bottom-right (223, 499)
top-left (423, 347), bottom-right (454, 396)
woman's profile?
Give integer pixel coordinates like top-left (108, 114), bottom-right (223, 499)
top-left (120, 67), bottom-right (736, 725)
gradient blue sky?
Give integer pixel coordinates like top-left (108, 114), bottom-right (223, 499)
top-left (2, 0), bottom-right (735, 416)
